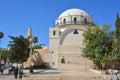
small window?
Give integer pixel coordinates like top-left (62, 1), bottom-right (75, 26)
top-left (61, 56), bottom-right (65, 64)
top-left (73, 30), bottom-right (78, 34)
top-left (61, 59), bottom-right (65, 64)
top-left (63, 18), bottom-right (66, 25)
top-left (74, 17), bottom-right (77, 24)
top-left (53, 30), bottom-right (56, 35)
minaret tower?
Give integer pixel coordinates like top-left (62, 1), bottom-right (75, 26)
top-left (27, 27), bottom-right (33, 56)
top-left (27, 27), bottom-right (33, 47)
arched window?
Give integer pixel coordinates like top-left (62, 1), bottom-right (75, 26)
top-left (63, 18), bottom-right (66, 25)
top-left (53, 30), bottom-right (56, 35)
top-left (85, 18), bottom-right (87, 24)
top-left (73, 17), bottom-right (77, 24)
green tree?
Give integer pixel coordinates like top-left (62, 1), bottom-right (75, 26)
top-left (0, 32), bottom-right (4, 45)
top-left (8, 35), bottom-right (30, 63)
top-left (0, 48), bottom-right (9, 64)
top-left (83, 25), bottom-right (114, 69)
top-left (112, 13), bottom-right (120, 61)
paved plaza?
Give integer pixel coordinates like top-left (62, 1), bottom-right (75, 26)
top-left (0, 69), bottom-right (118, 80)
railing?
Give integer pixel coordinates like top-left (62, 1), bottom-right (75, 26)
top-left (54, 20), bottom-right (93, 27)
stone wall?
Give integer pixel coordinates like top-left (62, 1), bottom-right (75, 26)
top-left (56, 45), bottom-right (93, 71)
top-left (23, 48), bottom-right (49, 68)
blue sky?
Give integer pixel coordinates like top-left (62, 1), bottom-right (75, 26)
top-left (0, 0), bottom-right (120, 48)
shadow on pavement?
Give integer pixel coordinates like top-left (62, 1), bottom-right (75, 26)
top-left (32, 69), bottom-right (62, 75)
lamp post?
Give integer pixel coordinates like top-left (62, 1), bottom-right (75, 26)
top-left (49, 50), bottom-right (53, 68)
top-left (29, 44), bottom-right (33, 73)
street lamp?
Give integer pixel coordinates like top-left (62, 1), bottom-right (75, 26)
top-left (29, 45), bottom-right (33, 73)
top-left (49, 50), bottom-right (54, 68)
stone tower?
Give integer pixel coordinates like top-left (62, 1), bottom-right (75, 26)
top-left (27, 27), bottom-right (33, 47)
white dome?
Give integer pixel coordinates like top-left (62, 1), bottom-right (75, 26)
top-left (58, 8), bottom-right (90, 18)
top-left (55, 8), bottom-right (94, 27)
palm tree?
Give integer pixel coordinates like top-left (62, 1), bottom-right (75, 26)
top-left (33, 36), bottom-right (38, 45)
top-left (0, 32), bottom-right (4, 45)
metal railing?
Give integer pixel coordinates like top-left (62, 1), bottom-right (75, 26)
top-left (55, 20), bottom-right (93, 27)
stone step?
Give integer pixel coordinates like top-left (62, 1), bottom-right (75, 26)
top-left (58, 63), bottom-right (92, 71)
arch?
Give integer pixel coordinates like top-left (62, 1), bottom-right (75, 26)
top-left (59, 27), bottom-right (86, 45)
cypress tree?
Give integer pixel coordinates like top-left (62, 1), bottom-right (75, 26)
top-left (0, 32), bottom-right (4, 45)
top-left (114, 13), bottom-right (120, 61)
top-left (115, 13), bottom-right (120, 39)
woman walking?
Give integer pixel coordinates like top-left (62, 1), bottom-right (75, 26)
top-left (18, 65), bottom-right (23, 80)
top-left (14, 66), bottom-right (18, 79)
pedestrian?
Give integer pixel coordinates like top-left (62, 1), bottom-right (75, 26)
top-left (114, 73), bottom-right (119, 80)
top-left (18, 65), bottom-right (23, 80)
top-left (19, 70), bottom-right (23, 80)
top-left (12, 66), bottom-right (15, 74)
top-left (29, 66), bottom-right (33, 73)
top-left (8, 65), bottom-right (12, 74)
top-left (14, 66), bottom-right (18, 79)
top-left (1, 65), bottom-right (4, 74)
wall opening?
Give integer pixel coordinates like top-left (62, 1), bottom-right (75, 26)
top-left (85, 18), bottom-right (87, 24)
top-left (61, 56), bottom-right (65, 64)
top-left (73, 17), bottom-right (77, 24)
top-left (53, 30), bottom-right (56, 35)
top-left (63, 18), bottom-right (66, 25)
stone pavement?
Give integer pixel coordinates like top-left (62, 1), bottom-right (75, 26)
top-left (0, 69), bottom-right (30, 80)
top-left (0, 69), bottom-right (118, 80)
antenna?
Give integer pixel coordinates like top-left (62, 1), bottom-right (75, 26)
top-left (37, 32), bottom-right (39, 45)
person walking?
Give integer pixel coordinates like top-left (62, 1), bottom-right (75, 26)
top-left (18, 65), bottom-right (23, 80)
top-left (0, 65), bottom-right (4, 74)
top-left (14, 66), bottom-right (18, 79)
top-left (8, 65), bottom-right (12, 74)
top-left (114, 73), bottom-right (119, 80)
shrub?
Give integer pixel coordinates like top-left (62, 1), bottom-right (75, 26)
top-left (32, 63), bottom-right (48, 69)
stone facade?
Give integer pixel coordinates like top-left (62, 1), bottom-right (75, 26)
top-left (49, 8), bottom-right (94, 69)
